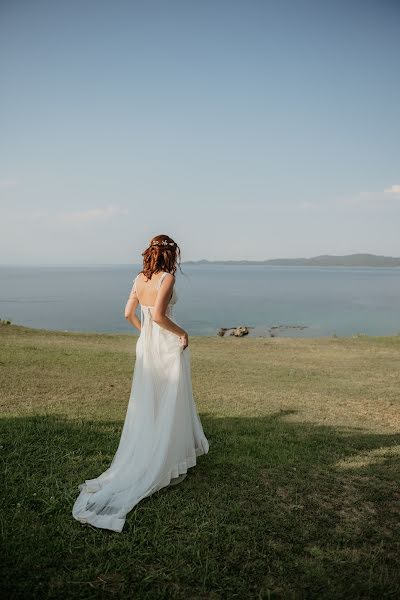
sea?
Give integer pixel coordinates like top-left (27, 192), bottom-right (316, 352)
top-left (0, 264), bottom-right (399, 338)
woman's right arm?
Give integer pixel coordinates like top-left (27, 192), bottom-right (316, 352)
top-left (152, 274), bottom-right (189, 348)
top-left (124, 280), bottom-right (141, 332)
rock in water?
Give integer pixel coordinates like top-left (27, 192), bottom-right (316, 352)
top-left (230, 326), bottom-right (249, 337)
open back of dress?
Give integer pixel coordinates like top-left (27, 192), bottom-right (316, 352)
top-left (72, 272), bottom-right (209, 532)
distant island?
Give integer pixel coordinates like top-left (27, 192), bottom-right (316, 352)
top-left (183, 253), bottom-right (400, 267)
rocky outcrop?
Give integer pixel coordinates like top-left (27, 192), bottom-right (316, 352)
top-left (217, 324), bottom-right (308, 337)
top-left (230, 326), bottom-right (249, 337)
top-left (217, 326), bottom-right (250, 337)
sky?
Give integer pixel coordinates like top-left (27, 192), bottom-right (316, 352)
top-left (1, 0), bottom-right (399, 264)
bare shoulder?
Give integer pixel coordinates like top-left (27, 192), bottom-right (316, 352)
top-left (162, 272), bottom-right (175, 286)
top-left (164, 272), bottom-right (175, 280)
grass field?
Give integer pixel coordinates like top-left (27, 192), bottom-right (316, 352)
top-left (1, 323), bottom-right (399, 599)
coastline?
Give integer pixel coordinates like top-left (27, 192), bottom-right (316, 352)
top-left (1, 322), bottom-right (400, 341)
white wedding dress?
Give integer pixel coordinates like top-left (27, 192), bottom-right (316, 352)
top-left (72, 272), bottom-right (210, 532)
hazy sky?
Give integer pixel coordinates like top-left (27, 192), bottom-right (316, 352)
top-left (1, 0), bottom-right (399, 264)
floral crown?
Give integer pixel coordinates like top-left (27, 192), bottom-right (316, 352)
top-left (151, 239), bottom-right (176, 247)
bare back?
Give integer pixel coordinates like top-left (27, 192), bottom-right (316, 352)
top-left (135, 271), bottom-right (173, 307)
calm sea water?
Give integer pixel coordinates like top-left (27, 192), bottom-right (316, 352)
top-left (0, 264), bottom-right (399, 338)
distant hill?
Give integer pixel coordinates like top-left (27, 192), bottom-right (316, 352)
top-left (183, 254), bottom-right (400, 267)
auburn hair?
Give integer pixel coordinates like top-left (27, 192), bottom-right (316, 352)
top-left (140, 234), bottom-right (183, 280)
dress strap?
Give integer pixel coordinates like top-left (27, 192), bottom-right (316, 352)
top-left (133, 274), bottom-right (140, 293)
top-left (156, 272), bottom-right (169, 289)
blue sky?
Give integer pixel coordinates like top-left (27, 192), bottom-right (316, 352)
top-left (1, 0), bottom-right (399, 264)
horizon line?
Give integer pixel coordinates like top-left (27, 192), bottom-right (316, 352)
top-left (1, 252), bottom-right (400, 267)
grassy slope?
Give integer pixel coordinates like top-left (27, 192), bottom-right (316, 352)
top-left (1, 324), bottom-right (399, 599)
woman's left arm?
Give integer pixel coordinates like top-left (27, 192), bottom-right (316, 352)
top-left (124, 281), bottom-right (141, 332)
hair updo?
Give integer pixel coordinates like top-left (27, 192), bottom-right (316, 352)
top-left (140, 234), bottom-right (182, 280)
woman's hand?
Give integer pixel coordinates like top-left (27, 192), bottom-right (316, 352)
top-left (180, 331), bottom-right (189, 350)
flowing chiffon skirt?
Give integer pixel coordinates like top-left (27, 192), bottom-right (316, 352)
top-left (72, 302), bottom-right (209, 532)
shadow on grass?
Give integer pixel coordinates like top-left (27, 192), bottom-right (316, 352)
top-left (1, 411), bottom-right (399, 599)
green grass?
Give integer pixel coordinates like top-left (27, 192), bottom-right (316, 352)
top-left (1, 323), bottom-right (399, 599)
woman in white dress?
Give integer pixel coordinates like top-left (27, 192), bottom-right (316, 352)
top-left (72, 234), bottom-right (210, 532)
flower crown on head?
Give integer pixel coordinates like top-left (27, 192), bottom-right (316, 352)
top-left (151, 239), bottom-right (176, 247)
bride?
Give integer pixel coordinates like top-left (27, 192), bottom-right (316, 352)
top-left (72, 234), bottom-right (210, 532)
